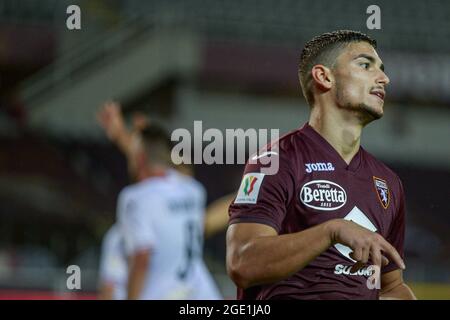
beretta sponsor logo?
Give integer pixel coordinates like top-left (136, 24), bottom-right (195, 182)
top-left (300, 180), bottom-right (347, 211)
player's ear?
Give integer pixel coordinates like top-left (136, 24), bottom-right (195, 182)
top-left (311, 64), bottom-right (333, 91)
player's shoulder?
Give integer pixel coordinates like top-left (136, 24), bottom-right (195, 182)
top-left (118, 182), bottom-right (140, 199)
top-left (172, 171), bottom-right (207, 199)
top-left (102, 224), bottom-right (122, 248)
top-left (273, 124), bottom-right (315, 163)
top-left (245, 125), bottom-right (307, 176)
top-left (117, 180), bottom-right (163, 216)
top-left (276, 126), bottom-right (305, 153)
top-left (361, 148), bottom-right (403, 187)
top-left (120, 176), bottom-right (164, 198)
top-left (187, 176), bottom-right (207, 196)
top-left (248, 127), bottom-right (300, 164)
top-left (250, 128), bottom-right (306, 170)
top-left (104, 224), bottom-right (119, 238)
top-left (171, 169), bottom-right (202, 186)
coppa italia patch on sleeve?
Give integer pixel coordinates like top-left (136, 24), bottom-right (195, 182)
top-left (234, 173), bottom-right (266, 204)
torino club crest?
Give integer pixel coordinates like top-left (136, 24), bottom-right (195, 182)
top-left (373, 176), bottom-right (390, 209)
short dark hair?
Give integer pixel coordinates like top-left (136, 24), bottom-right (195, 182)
top-left (298, 30), bottom-right (377, 106)
top-left (139, 125), bottom-right (173, 166)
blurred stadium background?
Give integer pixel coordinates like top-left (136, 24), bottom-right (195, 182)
top-left (0, 0), bottom-right (449, 299)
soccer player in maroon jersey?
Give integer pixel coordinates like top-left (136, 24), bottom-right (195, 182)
top-left (226, 30), bottom-right (416, 300)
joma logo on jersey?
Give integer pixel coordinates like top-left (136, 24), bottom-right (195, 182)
top-left (300, 180), bottom-right (347, 211)
top-left (305, 162), bottom-right (335, 173)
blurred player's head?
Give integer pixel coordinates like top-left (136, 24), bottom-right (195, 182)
top-left (127, 116), bottom-right (194, 180)
top-left (298, 30), bottom-right (390, 124)
top-left (128, 124), bottom-right (173, 180)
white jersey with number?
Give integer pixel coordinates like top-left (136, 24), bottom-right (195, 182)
top-left (117, 169), bottom-right (222, 300)
top-left (98, 224), bottom-right (128, 300)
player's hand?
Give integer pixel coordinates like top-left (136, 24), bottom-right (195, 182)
top-left (96, 101), bottom-right (127, 141)
top-left (131, 112), bottom-right (150, 133)
top-left (328, 219), bottom-right (405, 273)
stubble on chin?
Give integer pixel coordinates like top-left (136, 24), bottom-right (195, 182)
top-left (334, 83), bottom-right (383, 124)
top-left (360, 103), bottom-right (383, 121)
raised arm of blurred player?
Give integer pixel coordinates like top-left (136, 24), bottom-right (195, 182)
top-left (204, 193), bottom-right (236, 238)
top-left (97, 101), bottom-right (147, 159)
top-left (97, 103), bottom-right (194, 175)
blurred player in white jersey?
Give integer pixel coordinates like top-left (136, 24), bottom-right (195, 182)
top-left (97, 102), bottom-right (222, 300)
top-left (97, 103), bottom-right (143, 300)
top-left (98, 223), bottom-right (127, 300)
top-left (117, 125), bottom-right (221, 299)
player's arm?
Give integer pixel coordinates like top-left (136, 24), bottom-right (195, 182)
top-left (98, 226), bottom-right (120, 300)
top-left (119, 195), bottom-right (157, 300)
top-left (127, 249), bottom-right (151, 300)
top-left (204, 193), bottom-right (236, 238)
top-left (98, 282), bottom-right (116, 300)
top-left (380, 269), bottom-right (417, 300)
top-left (379, 179), bottom-right (415, 300)
top-left (227, 219), bottom-right (405, 289)
top-left (97, 101), bottom-right (133, 155)
top-left (227, 221), bottom-right (332, 288)
top-left (97, 101), bottom-right (148, 159)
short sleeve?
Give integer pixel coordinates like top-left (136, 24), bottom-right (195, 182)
top-left (98, 229), bottom-right (114, 283)
top-left (382, 178), bottom-right (406, 274)
top-left (98, 226), bottom-right (124, 284)
top-left (228, 152), bottom-right (297, 233)
top-left (118, 195), bottom-right (157, 255)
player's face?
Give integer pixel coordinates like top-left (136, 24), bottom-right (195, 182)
top-left (331, 42), bottom-right (390, 123)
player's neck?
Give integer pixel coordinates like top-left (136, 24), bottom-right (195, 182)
top-left (309, 107), bottom-right (363, 165)
top-left (136, 165), bottom-right (168, 181)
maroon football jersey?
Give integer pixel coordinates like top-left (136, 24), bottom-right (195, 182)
top-left (229, 123), bottom-right (406, 300)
